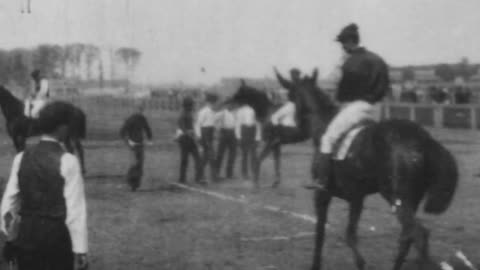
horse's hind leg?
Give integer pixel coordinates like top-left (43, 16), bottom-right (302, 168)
top-left (392, 226), bottom-right (413, 270)
top-left (346, 198), bottom-right (366, 270)
top-left (392, 203), bottom-right (430, 270)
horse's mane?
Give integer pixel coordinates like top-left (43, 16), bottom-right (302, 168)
top-left (301, 80), bottom-right (338, 117)
top-left (230, 83), bottom-right (273, 121)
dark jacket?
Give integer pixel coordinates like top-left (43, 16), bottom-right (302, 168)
top-left (120, 113), bottom-right (153, 144)
top-left (177, 110), bottom-right (195, 135)
top-left (336, 47), bottom-right (390, 104)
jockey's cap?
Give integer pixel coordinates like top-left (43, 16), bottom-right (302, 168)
top-left (336, 23), bottom-right (359, 43)
top-left (37, 101), bottom-right (72, 134)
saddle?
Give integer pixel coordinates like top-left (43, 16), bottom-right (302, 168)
top-left (332, 120), bottom-right (375, 160)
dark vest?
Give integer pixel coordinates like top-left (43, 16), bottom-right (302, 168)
top-left (18, 140), bottom-right (67, 220)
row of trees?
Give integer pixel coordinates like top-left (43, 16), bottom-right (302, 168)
top-left (0, 43), bottom-right (141, 88)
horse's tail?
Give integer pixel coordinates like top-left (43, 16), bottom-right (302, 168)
top-left (423, 138), bottom-right (458, 215)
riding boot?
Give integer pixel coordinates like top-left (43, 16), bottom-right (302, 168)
top-left (304, 152), bottom-right (331, 190)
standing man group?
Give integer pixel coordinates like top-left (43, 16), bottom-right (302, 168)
top-left (175, 91), bottom-right (264, 183)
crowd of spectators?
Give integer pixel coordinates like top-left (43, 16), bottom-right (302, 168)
top-left (393, 86), bottom-right (475, 105)
top-left (149, 83), bottom-right (477, 111)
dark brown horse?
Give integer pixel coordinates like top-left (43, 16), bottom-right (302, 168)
top-left (228, 81), bottom-right (311, 187)
top-left (293, 75), bottom-right (458, 270)
top-left (0, 86), bottom-right (87, 172)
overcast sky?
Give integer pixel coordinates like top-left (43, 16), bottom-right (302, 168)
top-left (0, 0), bottom-right (479, 84)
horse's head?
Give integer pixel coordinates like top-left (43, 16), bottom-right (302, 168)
top-left (292, 70), bottom-right (337, 134)
top-left (230, 81), bottom-right (272, 121)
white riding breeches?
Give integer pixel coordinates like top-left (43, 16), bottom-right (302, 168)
top-left (320, 100), bottom-right (379, 154)
top-left (24, 98), bottom-right (48, 118)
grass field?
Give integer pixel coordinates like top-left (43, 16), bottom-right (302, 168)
top-left (0, 122), bottom-right (479, 269)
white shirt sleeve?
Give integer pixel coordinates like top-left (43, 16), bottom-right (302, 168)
top-left (61, 153), bottom-right (88, 254)
top-left (271, 102), bottom-right (294, 125)
top-left (1, 153), bottom-right (24, 237)
top-left (194, 108), bottom-right (205, 138)
top-left (247, 107), bottom-right (257, 126)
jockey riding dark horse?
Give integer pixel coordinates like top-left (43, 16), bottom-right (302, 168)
top-left (305, 23), bottom-right (390, 190)
top-left (227, 80), bottom-right (314, 187)
top-left (293, 24), bottom-right (458, 270)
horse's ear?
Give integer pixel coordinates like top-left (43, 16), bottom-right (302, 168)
top-left (240, 79), bottom-right (246, 86)
top-left (311, 68), bottom-right (318, 83)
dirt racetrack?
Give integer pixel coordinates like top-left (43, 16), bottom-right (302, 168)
top-left (0, 126), bottom-right (479, 270)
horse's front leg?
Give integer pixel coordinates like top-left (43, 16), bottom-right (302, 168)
top-left (346, 198), bottom-right (366, 270)
top-left (272, 143), bottom-right (282, 188)
top-left (254, 141), bottom-right (273, 184)
top-left (311, 192), bottom-right (331, 270)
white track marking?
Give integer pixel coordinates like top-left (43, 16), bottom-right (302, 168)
top-left (171, 182), bottom-right (473, 270)
top-left (440, 262), bottom-right (454, 270)
top-left (241, 232), bottom-right (315, 242)
top-left (172, 183), bottom-right (319, 224)
top-left (455, 250), bottom-right (478, 270)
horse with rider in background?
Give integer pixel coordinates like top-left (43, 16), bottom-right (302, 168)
top-left (226, 77), bottom-right (315, 187)
top-left (0, 85), bottom-right (87, 173)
